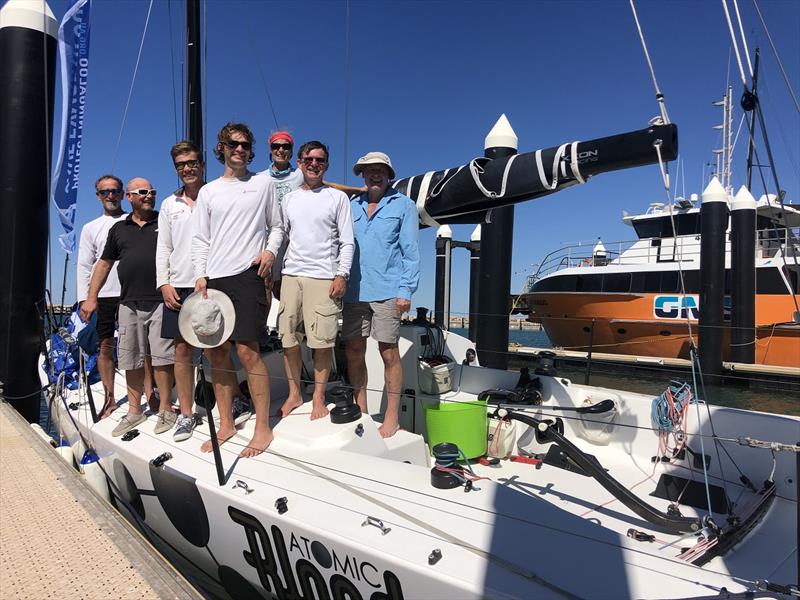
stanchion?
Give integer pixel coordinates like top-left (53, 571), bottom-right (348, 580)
top-left (198, 350), bottom-right (225, 486)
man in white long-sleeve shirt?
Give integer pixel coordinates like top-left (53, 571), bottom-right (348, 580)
top-left (278, 141), bottom-right (354, 420)
top-left (192, 122), bottom-right (283, 457)
top-left (156, 140), bottom-right (205, 441)
top-left (76, 175), bottom-right (128, 418)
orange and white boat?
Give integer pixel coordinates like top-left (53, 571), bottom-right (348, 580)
top-left (517, 196), bottom-right (800, 368)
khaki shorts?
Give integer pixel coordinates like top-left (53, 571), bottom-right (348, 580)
top-left (278, 275), bottom-right (342, 349)
top-left (117, 301), bottom-right (175, 370)
top-left (342, 299), bottom-right (400, 344)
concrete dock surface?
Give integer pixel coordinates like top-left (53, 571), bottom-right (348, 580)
top-left (0, 401), bottom-right (203, 599)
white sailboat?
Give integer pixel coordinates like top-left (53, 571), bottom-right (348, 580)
top-left (16, 0), bottom-right (799, 598)
top-left (45, 319), bottom-right (798, 598)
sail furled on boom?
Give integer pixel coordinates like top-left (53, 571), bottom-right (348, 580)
top-left (51, 0), bottom-right (92, 254)
top-left (395, 123), bottom-right (678, 227)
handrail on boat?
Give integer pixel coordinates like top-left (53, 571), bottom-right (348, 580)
top-left (520, 226), bottom-right (798, 294)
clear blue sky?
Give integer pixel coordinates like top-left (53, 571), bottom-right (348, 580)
top-left (44, 0), bottom-right (800, 315)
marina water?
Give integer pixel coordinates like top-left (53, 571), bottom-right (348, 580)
top-left (450, 328), bottom-right (799, 416)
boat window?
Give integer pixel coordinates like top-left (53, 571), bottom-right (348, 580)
top-left (632, 212), bottom-right (700, 238)
top-left (757, 267), bottom-right (790, 294)
top-left (645, 271), bottom-right (661, 292)
top-left (576, 274), bottom-right (603, 292)
top-left (633, 219), bottom-right (665, 239)
top-left (632, 214), bottom-right (701, 239)
top-left (631, 272), bottom-right (646, 293)
top-left (660, 271), bottom-right (679, 292)
top-left (602, 273), bottom-right (631, 293)
top-left (682, 271), bottom-right (700, 293)
top-left (533, 275), bottom-right (577, 292)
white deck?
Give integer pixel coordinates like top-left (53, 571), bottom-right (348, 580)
top-left (46, 324), bottom-right (799, 599)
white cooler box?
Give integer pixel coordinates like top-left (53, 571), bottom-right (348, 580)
top-left (418, 359), bottom-right (456, 394)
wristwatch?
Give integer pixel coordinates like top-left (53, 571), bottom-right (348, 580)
top-left (336, 272), bottom-right (349, 281)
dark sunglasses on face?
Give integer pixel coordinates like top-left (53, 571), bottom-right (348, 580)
top-left (223, 140), bottom-right (252, 151)
top-left (129, 188), bottom-right (157, 197)
top-left (271, 143), bottom-right (292, 151)
top-left (96, 188), bottom-right (122, 197)
top-left (301, 156), bottom-right (328, 165)
top-left (174, 159), bottom-right (201, 171)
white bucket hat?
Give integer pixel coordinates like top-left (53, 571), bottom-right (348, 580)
top-left (352, 151), bottom-right (395, 179)
top-left (178, 290), bottom-right (235, 349)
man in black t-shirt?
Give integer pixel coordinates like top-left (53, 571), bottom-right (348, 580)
top-left (81, 177), bottom-right (176, 437)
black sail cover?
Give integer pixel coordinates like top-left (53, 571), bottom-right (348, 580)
top-left (393, 123), bottom-right (678, 226)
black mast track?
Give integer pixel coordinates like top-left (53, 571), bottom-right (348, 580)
top-left (186, 0), bottom-right (202, 150)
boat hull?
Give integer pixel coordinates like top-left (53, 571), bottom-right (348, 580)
top-left (524, 291), bottom-right (800, 368)
top-left (40, 325), bottom-right (799, 599)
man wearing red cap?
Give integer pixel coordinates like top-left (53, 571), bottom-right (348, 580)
top-left (259, 132), bottom-right (305, 301)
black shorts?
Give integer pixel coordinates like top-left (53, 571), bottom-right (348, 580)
top-left (161, 287), bottom-right (193, 339)
top-left (207, 267), bottom-right (268, 342)
top-left (96, 297), bottom-right (119, 340)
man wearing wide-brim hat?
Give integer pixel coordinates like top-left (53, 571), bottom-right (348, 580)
top-left (342, 151), bottom-right (420, 438)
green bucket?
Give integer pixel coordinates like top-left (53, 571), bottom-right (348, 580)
top-left (424, 399), bottom-right (488, 459)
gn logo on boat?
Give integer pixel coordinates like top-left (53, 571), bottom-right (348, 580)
top-left (654, 295), bottom-right (700, 320)
top-left (230, 506), bottom-right (405, 600)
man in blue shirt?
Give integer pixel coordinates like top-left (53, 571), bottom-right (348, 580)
top-left (342, 152), bottom-right (420, 437)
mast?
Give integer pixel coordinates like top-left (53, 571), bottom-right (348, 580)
top-left (186, 0), bottom-right (202, 149)
top-left (0, 0), bottom-right (57, 422)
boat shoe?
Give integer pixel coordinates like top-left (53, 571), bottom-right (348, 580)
top-left (154, 410), bottom-right (177, 434)
top-left (111, 412), bottom-right (146, 437)
top-left (232, 397), bottom-right (252, 426)
top-left (174, 414), bottom-right (202, 442)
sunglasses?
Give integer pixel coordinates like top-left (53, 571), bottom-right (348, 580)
top-left (271, 143), bottom-right (292, 151)
top-left (96, 188), bottom-right (122, 197)
top-left (129, 188), bottom-right (157, 197)
top-left (223, 140), bottom-right (252, 151)
top-left (174, 159), bottom-right (201, 171)
top-left (301, 156), bottom-right (328, 165)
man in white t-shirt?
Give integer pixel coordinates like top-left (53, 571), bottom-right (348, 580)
top-left (76, 175), bottom-right (128, 418)
top-left (192, 122), bottom-right (283, 457)
top-left (260, 131), bottom-right (364, 303)
top-left (278, 141), bottom-right (354, 420)
top-left (156, 140), bottom-right (205, 441)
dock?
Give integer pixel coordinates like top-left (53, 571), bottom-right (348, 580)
top-left (508, 345), bottom-right (800, 389)
top-left (0, 401), bottom-right (202, 600)
top-left (446, 316), bottom-right (542, 330)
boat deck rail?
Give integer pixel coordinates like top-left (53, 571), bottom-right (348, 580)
top-left (520, 227), bottom-right (798, 294)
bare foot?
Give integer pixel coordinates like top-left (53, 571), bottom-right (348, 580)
top-left (239, 429), bottom-right (274, 458)
top-left (310, 400), bottom-right (329, 421)
top-left (100, 399), bottom-right (118, 419)
top-left (378, 420), bottom-right (401, 438)
top-left (200, 427), bottom-right (236, 453)
top-left (280, 395), bottom-right (304, 417)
